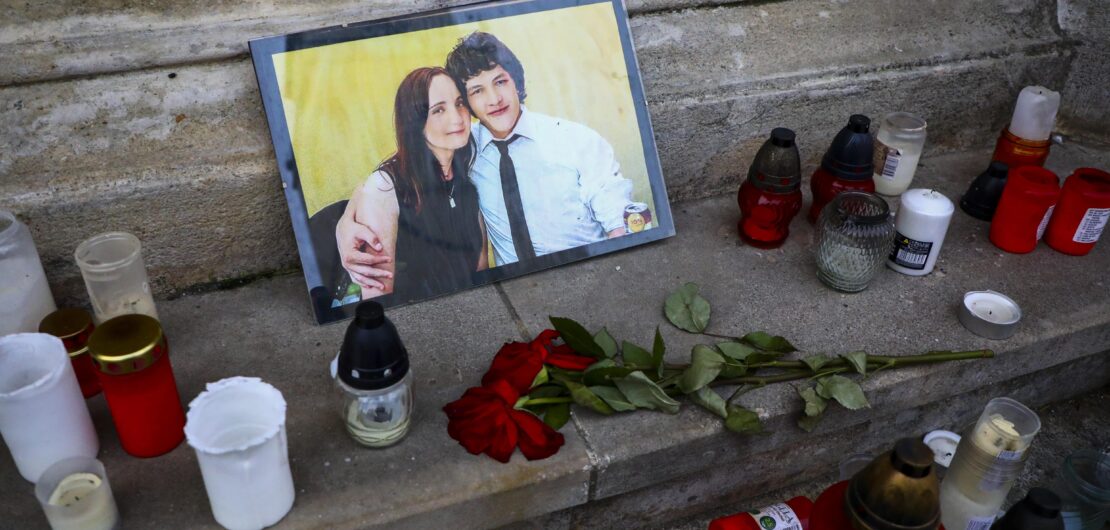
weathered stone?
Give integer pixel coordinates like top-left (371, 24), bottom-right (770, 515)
top-left (1057, 0), bottom-right (1110, 141)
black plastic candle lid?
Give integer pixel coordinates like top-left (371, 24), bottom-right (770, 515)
top-left (821, 114), bottom-right (874, 181)
top-left (770, 127), bottom-right (796, 147)
top-left (991, 487), bottom-right (1063, 530)
top-left (961, 161), bottom-right (1009, 220)
top-left (337, 301), bottom-right (409, 390)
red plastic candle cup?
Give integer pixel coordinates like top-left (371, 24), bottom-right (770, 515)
top-left (88, 314), bottom-right (185, 457)
top-left (989, 166), bottom-right (1061, 253)
top-left (709, 496), bottom-right (812, 530)
top-left (992, 128), bottom-right (1051, 170)
top-left (39, 309), bottom-right (101, 398)
top-left (1044, 168), bottom-right (1110, 256)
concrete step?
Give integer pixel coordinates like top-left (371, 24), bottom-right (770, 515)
top-left (2, 147), bottom-right (1108, 529)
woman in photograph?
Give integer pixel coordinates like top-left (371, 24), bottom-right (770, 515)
top-left (338, 66), bottom-right (488, 302)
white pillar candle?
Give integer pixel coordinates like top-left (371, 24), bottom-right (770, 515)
top-left (1008, 86), bottom-right (1060, 142)
top-left (185, 377), bottom-right (295, 530)
top-left (888, 189), bottom-right (955, 276)
top-left (34, 457), bottom-right (119, 530)
top-left (0, 210), bottom-right (57, 336)
top-left (0, 333), bottom-right (98, 482)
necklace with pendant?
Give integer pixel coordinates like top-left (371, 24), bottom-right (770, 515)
top-left (442, 165), bottom-right (456, 208)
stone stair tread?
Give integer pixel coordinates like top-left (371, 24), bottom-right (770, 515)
top-left (2, 147), bottom-right (1109, 529)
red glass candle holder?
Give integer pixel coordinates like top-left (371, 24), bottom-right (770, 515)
top-left (88, 314), bottom-right (185, 457)
top-left (809, 167), bottom-right (876, 222)
top-left (992, 128), bottom-right (1051, 170)
top-left (808, 115), bottom-right (876, 222)
top-left (989, 166), bottom-right (1060, 254)
top-left (1044, 168), bottom-right (1110, 256)
top-left (39, 308), bottom-right (101, 398)
top-left (738, 128), bottom-right (803, 248)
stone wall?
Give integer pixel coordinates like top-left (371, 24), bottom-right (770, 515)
top-left (1, 0), bottom-right (1106, 302)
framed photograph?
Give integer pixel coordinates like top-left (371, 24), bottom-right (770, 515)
top-left (250, 0), bottom-right (675, 324)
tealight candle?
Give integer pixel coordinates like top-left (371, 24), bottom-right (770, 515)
top-left (35, 457), bottom-right (119, 530)
top-left (958, 291), bottom-right (1022, 340)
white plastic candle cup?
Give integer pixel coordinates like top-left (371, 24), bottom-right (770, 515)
top-left (873, 112), bottom-right (927, 196)
top-left (185, 377), bottom-right (295, 530)
top-left (0, 333), bottom-right (98, 482)
top-left (1008, 86), bottom-right (1060, 142)
top-left (0, 210), bottom-right (57, 336)
top-left (888, 189), bottom-right (954, 276)
top-left (74, 232), bottom-right (158, 324)
top-left (34, 457), bottom-right (119, 530)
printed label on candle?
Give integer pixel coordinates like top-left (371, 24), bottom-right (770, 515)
top-left (889, 231), bottom-right (932, 270)
top-left (1036, 206), bottom-right (1055, 240)
top-left (1072, 207), bottom-right (1110, 243)
top-left (746, 503), bottom-right (803, 530)
top-left (873, 140), bottom-right (902, 181)
top-left (964, 514), bottom-right (997, 530)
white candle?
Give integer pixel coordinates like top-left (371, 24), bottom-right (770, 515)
top-left (958, 291), bottom-right (1022, 340)
top-left (0, 333), bottom-right (98, 483)
top-left (35, 458), bottom-right (119, 530)
top-left (185, 377), bottom-right (295, 530)
top-left (873, 112), bottom-right (927, 196)
top-left (1008, 86), bottom-right (1060, 142)
top-left (0, 210), bottom-right (57, 336)
top-left (888, 189), bottom-right (954, 276)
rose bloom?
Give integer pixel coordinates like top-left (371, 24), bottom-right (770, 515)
top-left (482, 330), bottom-right (597, 392)
top-left (443, 379), bottom-right (565, 462)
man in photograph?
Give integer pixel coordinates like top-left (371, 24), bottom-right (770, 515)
top-left (337, 31), bottom-right (633, 286)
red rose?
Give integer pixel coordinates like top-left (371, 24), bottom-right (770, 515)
top-left (482, 330), bottom-right (598, 391)
top-left (443, 379), bottom-right (565, 463)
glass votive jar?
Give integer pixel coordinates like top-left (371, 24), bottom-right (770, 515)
top-left (1054, 450), bottom-right (1110, 530)
top-left (185, 377), bottom-right (295, 530)
top-left (814, 192), bottom-right (895, 292)
top-left (0, 333), bottom-right (98, 482)
top-left (872, 112), bottom-right (927, 196)
top-left (74, 232), bottom-right (158, 323)
top-left (35, 457), bottom-right (120, 530)
top-left (39, 308), bottom-right (101, 398)
top-left (0, 209), bottom-right (57, 336)
top-left (88, 314), bottom-right (185, 457)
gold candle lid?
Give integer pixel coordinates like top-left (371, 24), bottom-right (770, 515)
top-left (39, 308), bottom-right (95, 358)
top-left (845, 437), bottom-right (941, 530)
top-left (87, 314), bottom-right (166, 375)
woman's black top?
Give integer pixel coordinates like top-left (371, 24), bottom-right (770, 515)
top-left (385, 154), bottom-right (484, 303)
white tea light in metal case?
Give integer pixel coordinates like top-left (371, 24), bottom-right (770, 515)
top-left (958, 290), bottom-right (1021, 340)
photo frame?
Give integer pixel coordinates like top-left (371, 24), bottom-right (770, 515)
top-left (250, 0), bottom-right (674, 324)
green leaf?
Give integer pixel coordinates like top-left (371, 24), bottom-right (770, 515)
top-left (803, 354), bottom-right (831, 372)
top-left (550, 317), bottom-right (605, 358)
top-left (589, 386), bottom-right (637, 412)
top-left (816, 375), bottom-right (870, 410)
top-left (664, 283), bottom-right (711, 333)
top-left (689, 387), bottom-right (728, 418)
top-left (741, 331), bottom-right (796, 353)
top-left (543, 404), bottom-right (571, 430)
top-left (841, 351), bottom-right (868, 376)
top-left (531, 366), bottom-right (549, 388)
top-left (717, 341), bottom-right (758, 362)
top-left (622, 341), bottom-right (654, 368)
top-left (565, 380), bottom-right (614, 415)
top-left (678, 345), bottom-right (726, 394)
top-left (584, 358), bottom-right (617, 373)
top-left (725, 405), bottom-right (768, 435)
top-left (652, 327), bottom-right (666, 378)
top-left (528, 385), bottom-right (567, 399)
top-left (594, 328), bottom-right (618, 359)
top-left (546, 366), bottom-right (583, 384)
top-left (719, 363), bottom-right (748, 379)
top-left (798, 386), bottom-right (827, 417)
top-left (797, 414), bottom-right (823, 432)
top-left (613, 371), bottom-right (681, 414)
top-left (583, 364), bottom-right (637, 387)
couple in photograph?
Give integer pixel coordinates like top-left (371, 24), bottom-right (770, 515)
top-left (335, 31), bottom-right (635, 302)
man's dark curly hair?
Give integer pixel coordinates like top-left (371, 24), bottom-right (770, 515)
top-left (445, 31), bottom-right (526, 105)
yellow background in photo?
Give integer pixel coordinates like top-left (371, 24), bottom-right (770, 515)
top-left (272, 2), bottom-right (652, 217)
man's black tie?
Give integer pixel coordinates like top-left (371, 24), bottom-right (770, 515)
top-left (493, 135), bottom-right (536, 262)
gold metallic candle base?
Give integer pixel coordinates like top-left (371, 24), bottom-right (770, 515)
top-left (846, 438), bottom-right (941, 530)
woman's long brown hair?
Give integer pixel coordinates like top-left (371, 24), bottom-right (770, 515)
top-left (379, 67), bottom-right (463, 214)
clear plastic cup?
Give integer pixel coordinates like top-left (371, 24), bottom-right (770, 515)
top-left (940, 397), bottom-right (1042, 530)
top-left (74, 232), bottom-right (158, 323)
top-left (1055, 450), bottom-right (1110, 530)
top-left (34, 457), bottom-right (119, 530)
top-left (185, 377), bottom-right (295, 530)
top-left (0, 210), bottom-right (57, 335)
top-left (0, 333), bottom-right (98, 482)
